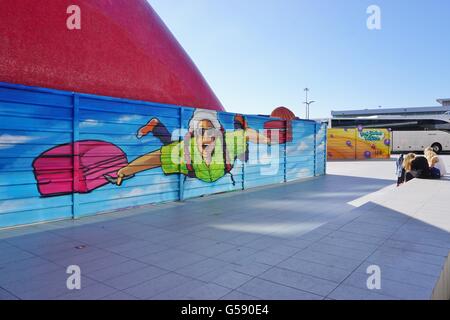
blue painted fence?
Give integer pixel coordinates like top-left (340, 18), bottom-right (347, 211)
top-left (0, 82), bottom-right (326, 228)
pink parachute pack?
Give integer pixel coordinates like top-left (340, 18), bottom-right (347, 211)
top-left (32, 140), bottom-right (128, 197)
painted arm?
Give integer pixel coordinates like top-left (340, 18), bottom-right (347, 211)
top-left (116, 150), bottom-right (162, 185)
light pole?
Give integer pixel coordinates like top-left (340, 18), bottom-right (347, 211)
top-left (303, 88), bottom-right (315, 120)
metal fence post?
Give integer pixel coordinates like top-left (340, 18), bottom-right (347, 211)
top-left (284, 120), bottom-right (287, 182)
top-left (314, 123), bottom-right (317, 177)
top-left (179, 107), bottom-right (185, 201)
top-left (242, 115), bottom-right (246, 190)
top-left (324, 124), bottom-right (328, 175)
top-left (72, 94), bottom-right (80, 219)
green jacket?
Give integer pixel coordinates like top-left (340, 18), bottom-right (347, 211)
top-left (160, 130), bottom-right (246, 183)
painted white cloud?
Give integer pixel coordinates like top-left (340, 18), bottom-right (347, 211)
top-left (119, 174), bottom-right (175, 198)
top-left (117, 115), bottom-right (143, 123)
top-left (79, 119), bottom-right (99, 127)
top-left (0, 134), bottom-right (37, 149)
top-left (121, 188), bottom-right (147, 198)
top-left (286, 140), bottom-right (313, 154)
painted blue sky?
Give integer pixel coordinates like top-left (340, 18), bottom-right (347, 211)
top-left (149, 0), bottom-right (450, 118)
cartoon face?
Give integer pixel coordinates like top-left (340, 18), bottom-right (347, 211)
top-left (195, 120), bottom-right (220, 160)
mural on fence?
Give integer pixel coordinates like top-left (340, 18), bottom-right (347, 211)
top-left (0, 83), bottom-right (326, 228)
top-left (32, 109), bottom-right (289, 197)
top-left (327, 128), bottom-right (391, 160)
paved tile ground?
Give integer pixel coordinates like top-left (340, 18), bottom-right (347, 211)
top-left (0, 158), bottom-right (449, 300)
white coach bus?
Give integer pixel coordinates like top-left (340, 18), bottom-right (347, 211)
top-left (329, 113), bottom-right (450, 154)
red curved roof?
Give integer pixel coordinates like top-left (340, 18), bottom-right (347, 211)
top-left (0, 0), bottom-right (224, 111)
top-left (271, 106), bottom-right (297, 120)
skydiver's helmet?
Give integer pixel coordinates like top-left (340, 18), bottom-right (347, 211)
top-left (188, 109), bottom-right (222, 133)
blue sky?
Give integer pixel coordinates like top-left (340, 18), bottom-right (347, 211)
top-left (149, 0), bottom-right (450, 118)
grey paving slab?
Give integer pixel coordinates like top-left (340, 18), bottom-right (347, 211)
top-left (193, 242), bottom-right (237, 257)
top-left (306, 242), bottom-right (373, 261)
top-left (0, 260), bottom-right (62, 286)
top-left (19, 240), bottom-right (91, 257)
top-left (366, 252), bottom-right (445, 278)
top-left (184, 283), bottom-right (232, 300)
top-left (131, 229), bottom-right (181, 243)
top-left (151, 279), bottom-right (208, 300)
top-left (53, 227), bottom-right (124, 245)
top-left (105, 265), bottom-right (169, 290)
top-left (99, 239), bottom-right (156, 254)
top-left (372, 246), bottom-right (447, 266)
top-left (210, 270), bottom-right (254, 290)
top-left (116, 242), bottom-right (169, 259)
top-left (292, 248), bottom-right (362, 271)
top-left (123, 272), bottom-right (193, 299)
top-left (4, 232), bottom-right (68, 248)
top-left (264, 243), bottom-right (302, 256)
top-left (85, 260), bottom-right (148, 282)
top-left (390, 232), bottom-right (450, 249)
top-left (382, 239), bottom-right (450, 257)
top-left (55, 282), bottom-right (117, 300)
top-left (174, 237), bottom-right (222, 253)
top-left (245, 251), bottom-right (290, 266)
top-left (236, 278), bottom-right (323, 300)
top-left (174, 258), bottom-right (233, 279)
top-left (159, 234), bottom-right (209, 249)
top-left (338, 222), bottom-right (396, 239)
top-left (75, 254), bottom-right (130, 274)
top-left (294, 227), bottom-right (333, 242)
top-left (0, 248), bottom-right (35, 265)
top-left (282, 238), bottom-right (314, 250)
top-left (258, 267), bottom-right (338, 297)
top-left (316, 235), bottom-right (379, 252)
top-left (0, 288), bottom-right (18, 300)
top-left (2, 270), bottom-right (97, 299)
top-left (243, 236), bottom-right (287, 250)
top-left (1, 160), bottom-right (449, 300)
top-left (195, 229), bottom-right (242, 242)
top-left (220, 290), bottom-right (259, 300)
top-left (327, 230), bottom-right (387, 246)
top-left (353, 213), bottom-right (409, 227)
top-left (50, 251), bottom-right (127, 273)
top-left (215, 246), bottom-right (259, 263)
top-left (0, 256), bottom-right (55, 275)
top-left (342, 272), bottom-right (432, 300)
top-left (354, 261), bottom-right (439, 291)
top-left (100, 291), bottom-right (140, 300)
top-left (136, 249), bottom-right (207, 271)
top-left (224, 233), bottom-right (264, 246)
top-left (328, 284), bottom-right (396, 300)
top-left (39, 245), bottom-right (111, 265)
top-left (277, 257), bottom-right (351, 283)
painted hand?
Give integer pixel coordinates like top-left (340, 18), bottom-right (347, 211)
top-left (116, 169), bottom-right (127, 186)
top-left (104, 170), bottom-right (134, 186)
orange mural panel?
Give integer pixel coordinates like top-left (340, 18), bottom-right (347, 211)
top-left (327, 128), bottom-right (391, 160)
top-left (327, 128), bottom-right (357, 160)
top-left (355, 129), bottom-right (391, 160)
